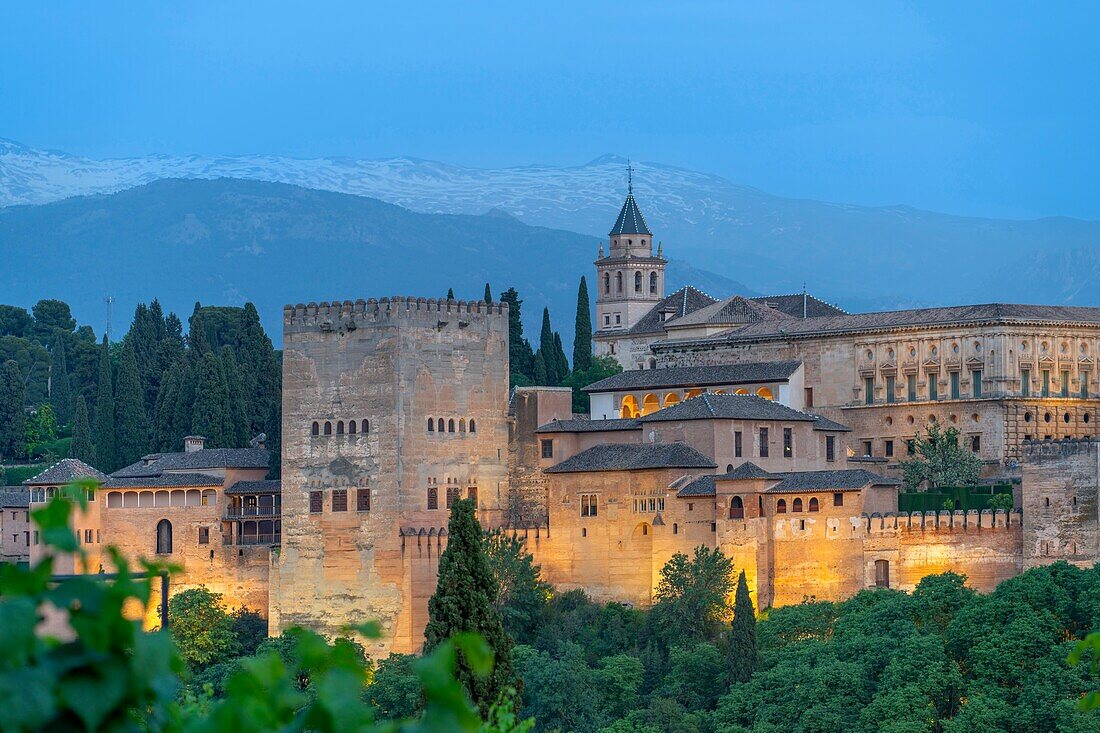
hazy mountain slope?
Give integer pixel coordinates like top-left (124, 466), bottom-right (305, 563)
top-left (0, 178), bottom-right (749, 347)
top-left (2, 140), bottom-right (1098, 309)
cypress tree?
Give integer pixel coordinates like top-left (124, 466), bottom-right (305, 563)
top-left (237, 303), bottom-right (279, 435)
top-left (484, 283), bottom-right (493, 304)
top-left (49, 332), bottom-right (73, 425)
top-left (573, 276), bottom-right (593, 372)
top-left (191, 352), bottom-right (232, 448)
top-left (539, 308), bottom-right (557, 384)
top-left (128, 303), bottom-right (162, 416)
top-left (447, 288), bottom-right (455, 300)
top-left (93, 336), bottom-right (117, 472)
top-left (171, 361), bottom-right (196, 452)
top-left (424, 499), bottom-right (517, 715)
top-left (532, 349), bottom-right (548, 386)
top-left (220, 346), bottom-right (250, 447)
top-left (728, 570), bottom-right (759, 684)
top-left (69, 395), bottom-right (95, 465)
top-left (0, 360), bottom-right (26, 460)
top-left (153, 363), bottom-right (183, 451)
top-left (552, 332), bottom-right (570, 383)
top-left (500, 288), bottom-right (535, 384)
top-left (188, 303), bottom-right (210, 358)
top-left (114, 338), bottom-right (151, 468)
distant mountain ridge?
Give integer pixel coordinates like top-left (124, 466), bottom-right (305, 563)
top-left (2, 139), bottom-right (1099, 314)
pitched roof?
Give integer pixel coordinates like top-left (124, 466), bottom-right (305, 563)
top-left (677, 475), bottom-right (717, 497)
top-left (226, 479), bottom-right (282, 495)
top-left (0, 487), bottom-right (29, 507)
top-left (545, 442), bottom-right (716, 473)
top-left (583, 361), bottom-right (801, 393)
top-left (657, 303), bottom-right (1100, 347)
top-left (23, 458), bottom-right (107, 486)
top-left (102, 473), bottom-right (225, 489)
top-left (637, 393), bottom-right (817, 423)
top-left (536, 418), bottom-right (642, 433)
top-left (112, 448), bottom-right (270, 479)
top-left (749, 294), bottom-right (848, 318)
top-left (811, 415), bottom-right (852, 432)
top-left (664, 295), bottom-right (790, 329)
top-left (609, 192), bottom-right (652, 236)
top-left (725, 461), bottom-right (773, 480)
top-left (597, 286), bottom-right (717, 338)
top-left (764, 469), bottom-right (900, 493)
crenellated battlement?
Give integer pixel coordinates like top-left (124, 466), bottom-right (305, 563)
top-left (861, 509), bottom-right (1021, 534)
top-left (283, 297), bottom-right (508, 332)
top-left (1022, 436), bottom-right (1100, 461)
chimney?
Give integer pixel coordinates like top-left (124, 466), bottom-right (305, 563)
top-left (184, 435), bottom-right (206, 453)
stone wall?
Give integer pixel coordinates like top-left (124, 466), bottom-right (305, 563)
top-left (1021, 438), bottom-right (1100, 567)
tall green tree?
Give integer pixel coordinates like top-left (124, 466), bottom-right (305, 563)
top-left (0, 305), bottom-right (32, 338)
top-left (424, 498), bottom-right (517, 716)
top-left (49, 332), bottom-right (73, 425)
top-left (653, 546), bottom-right (735, 643)
top-left (31, 299), bottom-right (76, 345)
top-left (219, 346), bottom-right (250, 447)
top-left (532, 350), bottom-right (548, 386)
top-left (899, 423), bottom-right (982, 490)
top-left (153, 362), bottom-right (183, 451)
top-left (114, 338), bottom-right (151, 468)
top-left (69, 395), bottom-right (95, 465)
top-left (500, 288), bottom-right (535, 386)
top-left (484, 283), bottom-right (493, 304)
top-left (166, 587), bottom-right (241, 669)
top-left (447, 287), bottom-right (455, 300)
top-left (552, 332), bottom-right (570, 384)
top-left (561, 355), bottom-right (623, 414)
top-left (187, 303), bottom-right (211, 358)
top-left (538, 309), bottom-right (557, 384)
top-left (237, 302), bottom-right (279, 436)
top-left (93, 336), bottom-right (117, 472)
top-left (485, 531), bottom-right (552, 645)
top-left (191, 352), bottom-right (233, 448)
top-left (728, 570), bottom-right (758, 684)
top-left (0, 360), bottom-right (27, 460)
top-left (573, 276), bottom-right (593, 372)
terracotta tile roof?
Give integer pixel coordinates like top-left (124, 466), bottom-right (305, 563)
top-left (583, 361), bottom-right (801, 393)
top-left (23, 458), bottom-right (107, 486)
top-left (637, 393), bottom-right (818, 423)
top-left (0, 487), bottom-right (29, 507)
top-left (112, 448), bottom-right (270, 479)
top-left (749, 294), bottom-right (848, 318)
top-left (664, 295), bottom-right (790, 329)
top-left (545, 442), bottom-right (716, 473)
top-left (596, 286), bottom-right (717, 338)
top-left (676, 466), bottom-right (896, 497)
top-left (536, 418), bottom-right (642, 433)
top-left (225, 479), bottom-right (282, 495)
top-left (102, 473), bottom-right (224, 489)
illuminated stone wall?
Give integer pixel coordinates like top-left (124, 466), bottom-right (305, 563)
top-left (1021, 438), bottom-right (1100, 568)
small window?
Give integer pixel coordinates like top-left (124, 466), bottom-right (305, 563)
top-left (885, 440), bottom-right (894, 458)
top-left (362, 419), bottom-right (369, 434)
top-left (356, 488), bottom-right (371, 512)
top-left (459, 418), bottom-right (466, 433)
top-left (729, 496), bottom-right (744, 519)
top-left (635, 271), bottom-right (642, 292)
top-left (615, 314), bottom-right (621, 325)
top-left (950, 371), bottom-right (960, 399)
top-left (907, 374), bottom-right (917, 402)
top-left (776, 499), bottom-right (787, 514)
top-left (734, 431), bottom-right (742, 458)
top-left (907, 439), bottom-right (916, 456)
top-left (1021, 369), bottom-right (1030, 396)
top-left (582, 527), bottom-right (587, 537)
top-left (864, 377), bottom-right (874, 405)
top-left (336, 420), bottom-right (344, 435)
top-left (1042, 369), bottom-right (1051, 397)
top-left (309, 491), bottom-right (323, 513)
top-left (469, 419), bottom-right (476, 433)
top-left (971, 435), bottom-right (981, 453)
top-left (672, 523), bottom-right (678, 534)
top-left (833, 492), bottom-right (843, 507)
top-left (804, 386), bottom-right (814, 408)
top-left (604, 272), bottom-right (610, 293)
top-left (885, 375), bottom-right (896, 403)
top-left (324, 421), bottom-right (332, 435)
top-left (581, 494), bottom-right (598, 517)
top-left (437, 418), bottom-right (445, 432)
top-left (156, 519), bottom-right (173, 555)
top-left (198, 527), bottom-right (210, 545)
top-left (863, 440), bottom-right (873, 457)
top-left (972, 370), bottom-right (983, 398)
top-left (448, 419), bottom-right (455, 433)
top-left (427, 418), bottom-right (435, 432)
top-left (541, 439), bottom-right (554, 459)
top-left (808, 497), bottom-right (819, 512)
top-left (875, 559), bottom-right (890, 588)
top-left (84, 529), bottom-right (94, 544)
top-left (427, 487), bottom-right (438, 510)
top-left (446, 486), bottom-right (461, 509)
top-left (312, 421), bottom-right (319, 436)
top-left (793, 498), bottom-right (803, 513)
top-left (467, 486), bottom-right (478, 503)
top-left (825, 435), bottom-right (835, 462)
top-left (688, 503), bottom-right (694, 511)
top-left (349, 420), bottom-right (357, 434)
top-left (650, 272), bottom-right (658, 294)
top-left (783, 427), bottom-right (793, 458)
top-left (332, 489), bottom-right (348, 512)
top-left (1061, 371), bottom-right (1070, 398)
top-left (759, 428), bottom-right (769, 458)
top-left (604, 315), bottom-right (611, 326)
top-left (928, 374), bottom-right (938, 401)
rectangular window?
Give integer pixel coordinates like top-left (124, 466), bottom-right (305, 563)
top-left (734, 431), bottom-right (742, 458)
top-left (540, 439), bottom-right (554, 459)
top-left (1061, 371), bottom-right (1070, 398)
top-left (972, 370), bottom-right (983, 398)
top-left (971, 435), bottom-right (981, 453)
top-left (198, 527), bottom-right (209, 545)
top-left (446, 486), bottom-right (461, 509)
top-left (427, 487), bottom-right (438, 510)
top-left (928, 373), bottom-right (938, 401)
top-left (332, 489), bottom-right (348, 512)
top-left (1021, 369), bottom-right (1030, 396)
top-left (862, 440), bottom-right (873, 457)
top-left (950, 372), bottom-right (960, 399)
top-left (614, 314), bottom-right (621, 325)
top-left (309, 491), bottom-right (323, 514)
top-left (783, 427), bottom-right (793, 458)
top-left (885, 375), bottom-right (895, 403)
top-left (1042, 369), bottom-right (1050, 397)
top-left (759, 428), bottom-right (769, 458)
top-left (1082, 376), bottom-right (1089, 399)
top-left (907, 374), bottom-right (917, 402)
top-left (885, 439), bottom-right (894, 458)
top-left (356, 488), bottom-right (371, 512)
top-left (833, 492), bottom-right (843, 507)
top-left (581, 494), bottom-right (598, 517)
top-left (864, 376), bottom-right (874, 405)
top-left (804, 387), bottom-right (814, 408)
top-left (467, 486), bottom-right (478, 503)
top-left (825, 435), bottom-right (835, 462)
top-left (604, 315), bottom-right (610, 326)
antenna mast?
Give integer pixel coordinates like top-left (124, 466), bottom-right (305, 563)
top-left (104, 296), bottom-right (115, 341)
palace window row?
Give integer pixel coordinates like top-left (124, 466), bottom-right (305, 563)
top-left (426, 417), bottom-right (477, 434)
top-left (30, 486), bottom-right (97, 504)
top-left (619, 387), bottom-right (775, 418)
top-left (864, 370), bottom-right (984, 404)
top-left (426, 485), bottom-right (477, 510)
top-left (632, 497), bottom-right (665, 513)
top-left (774, 495), bottom-right (828, 514)
top-left (603, 270), bottom-right (659, 295)
top-left (311, 419), bottom-right (370, 437)
top-left (308, 487), bottom-right (372, 514)
top-left (105, 489), bottom-right (217, 508)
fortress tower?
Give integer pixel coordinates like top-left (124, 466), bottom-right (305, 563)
top-left (594, 170), bottom-right (667, 338)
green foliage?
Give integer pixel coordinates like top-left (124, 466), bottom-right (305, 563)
top-left (653, 546), bottom-right (735, 643)
top-left (93, 335), bottom-right (117, 472)
top-left (988, 492), bottom-right (1014, 511)
top-left (0, 359), bottom-right (27, 460)
top-left (561, 354), bottom-right (623, 414)
top-left (0, 335), bottom-right (50, 407)
top-left (728, 570), bottom-right (758, 684)
top-left (191, 352), bottom-right (235, 448)
top-left (115, 337), bottom-right (152, 468)
top-left (167, 587), bottom-right (242, 668)
top-left (49, 332), bottom-right (73, 424)
top-left (572, 276), bottom-right (593, 373)
top-left (230, 608), bottom-right (269, 658)
top-left (484, 531), bottom-right (552, 645)
top-left (24, 403), bottom-right (57, 446)
top-left (1069, 631), bottom-right (1100, 710)
top-left (899, 423), bottom-right (982, 490)
top-left (501, 288), bottom-right (535, 387)
top-left (663, 642), bottom-right (726, 711)
top-left (484, 283), bottom-right (493, 304)
top-left (0, 463), bottom-right (47, 485)
top-left (448, 287), bottom-right (456, 300)
top-left (425, 499), bottom-right (518, 715)
top-left (368, 653), bottom-right (422, 719)
top-left (0, 305), bottom-right (33, 338)
top-left (31, 299), bottom-right (77, 345)
top-left (531, 350), bottom-right (548, 386)
top-left (219, 346), bottom-right (250, 447)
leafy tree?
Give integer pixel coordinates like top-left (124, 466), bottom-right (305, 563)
top-left (424, 498), bottom-right (518, 715)
top-left (593, 654), bottom-right (646, 721)
top-left (230, 608), bottom-right (269, 657)
top-left (485, 531), bottom-right (551, 645)
top-left (652, 547), bottom-right (735, 643)
top-left (484, 283), bottom-right (494, 303)
top-left (573, 276), bottom-right (593, 372)
top-left (368, 653), bottom-right (423, 719)
top-left (115, 338), bottom-right (151, 468)
top-left (25, 403), bottom-right (58, 446)
top-left (988, 492), bottom-right (1014, 511)
top-left (0, 359), bottom-right (27, 460)
top-left (662, 642), bottom-right (726, 711)
top-left (69, 395), bottom-right (95, 464)
top-left (561, 355), bottom-right (623, 414)
top-left (191, 352), bottom-right (233, 448)
top-left (0, 334), bottom-right (51, 406)
top-left (728, 570), bottom-right (758, 684)
top-left (500, 288), bottom-right (535, 386)
top-left (514, 643), bottom-right (602, 732)
top-left (0, 304), bottom-right (32, 338)
top-left (167, 587), bottom-right (242, 669)
top-left (899, 423), bottom-right (981, 490)
top-left (49, 331), bottom-right (73, 424)
top-left (93, 335), bottom-right (117, 472)
top-left (237, 302), bottom-right (279, 436)
top-left (31, 298), bottom-right (76, 345)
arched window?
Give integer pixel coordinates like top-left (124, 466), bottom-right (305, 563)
top-left (427, 418), bottom-right (435, 432)
top-left (436, 418), bottom-right (444, 432)
top-left (448, 419), bottom-right (455, 433)
top-left (776, 499), bottom-right (787, 514)
top-left (427, 487), bottom-right (438, 510)
top-left (685, 388), bottom-right (703, 399)
top-left (362, 419), bottom-right (369, 434)
top-left (459, 418), bottom-right (466, 433)
top-left (616, 271), bottom-right (623, 293)
top-left (875, 559), bottom-right (890, 588)
top-left (620, 395), bottom-right (639, 419)
top-left (793, 498), bottom-right (804, 513)
top-left (730, 496), bottom-right (744, 519)
top-left (809, 497), bottom-right (820, 512)
top-left (324, 421), bottom-right (332, 435)
top-left (756, 387), bottom-right (774, 400)
top-left (663, 392), bottom-right (680, 407)
top-left (635, 271), bottom-right (642, 292)
top-left (604, 272), bottom-right (610, 294)
top-left (348, 420), bottom-right (357, 434)
top-left (650, 272), bottom-right (658, 294)
top-left (336, 420), bottom-right (344, 435)
top-left (469, 419), bottom-right (476, 433)
top-left (156, 519), bottom-right (173, 554)
top-left (641, 394), bottom-right (660, 415)
top-left (311, 421), bottom-right (319, 436)
top-left (726, 464), bottom-right (734, 473)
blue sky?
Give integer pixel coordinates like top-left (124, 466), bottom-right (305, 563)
top-left (2, 1), bottom-right (1098, 219)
